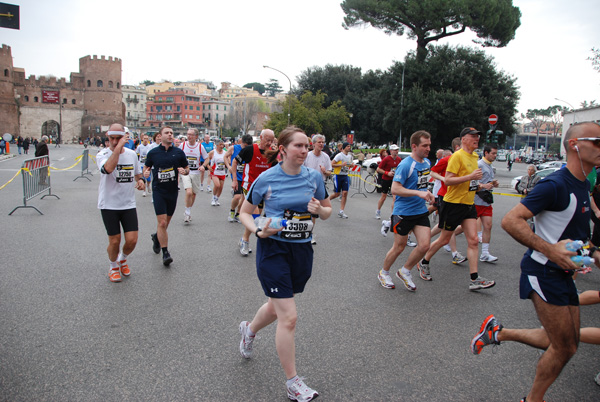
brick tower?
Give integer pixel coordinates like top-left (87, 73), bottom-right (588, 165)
top-left (0, 45), bottom-right (19, 136)
top-left (79, 55), bottom-right (124, 132)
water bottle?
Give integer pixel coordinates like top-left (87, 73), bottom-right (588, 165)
top-left (254, 216), bottom-right (287, 229)
top-left (571, 256), bottom-right (594, 267)
top-left (566, 240), bottom-right (584, 252)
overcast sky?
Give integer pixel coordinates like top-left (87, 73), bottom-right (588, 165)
top-left (3, 0), bottom-right (599, 120)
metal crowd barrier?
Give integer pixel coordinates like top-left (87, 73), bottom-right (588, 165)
top-left (9, 156), bottom-right (60, 215)
top-left (349, 164), bottom-right (367, 198)
top-left (74, 149), bottom-right (93, 181)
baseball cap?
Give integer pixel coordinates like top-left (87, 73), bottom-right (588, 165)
top-left (460, 127), bottom-right (482, 137)
top-left (389, 144), bottom-right (400, 150)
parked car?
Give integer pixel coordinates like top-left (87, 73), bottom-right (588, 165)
top-left (354, 151), bottom-right (412, 172)
top-left (496, 150), bottom-right (507, 161)
top-left (511, 167), bottom-right (560, 193)
top-left (536, 161), bottom-right (566, 170)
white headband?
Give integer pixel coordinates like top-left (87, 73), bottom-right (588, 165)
top-left (107, 130), bottom-right (125, 136)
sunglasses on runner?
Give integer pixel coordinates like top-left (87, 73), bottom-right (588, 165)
top-left (576, 137), bottom-right (600, 146)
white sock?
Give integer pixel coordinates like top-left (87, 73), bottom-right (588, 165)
top-left (381, 269), bottom-right (390, 276)
top-left (482, 243), bottom-right (490, 255)
top-left (117, 252), bottom-right (128, 262)
top-left (401, 267), bottom-right (410, 275)
top-left (478, 231), bottom-right (482, 238)
top-left (110, 261), bottom-right (119, 269)
top-left (452, 251), bottom-right (458, 258)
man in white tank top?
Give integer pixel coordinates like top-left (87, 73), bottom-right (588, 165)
top-left (179, 128), bottom-right (208, 223)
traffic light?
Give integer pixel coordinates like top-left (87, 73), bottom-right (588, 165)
top-left (485, 129), bottom-right (504, 145)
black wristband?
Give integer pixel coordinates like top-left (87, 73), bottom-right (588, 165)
top-left (255, 228), bottom-right (263, 238)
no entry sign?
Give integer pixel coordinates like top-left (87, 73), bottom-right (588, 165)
top-left (488, 114), bottom-right (498, 125)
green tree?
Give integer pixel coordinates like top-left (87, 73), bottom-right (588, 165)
top-left (265, 79), bottom-right (283, 96)
top-left (141, 80), bottom-right (155, 86)
top-left (243, 82), bottom-right (266, 95)
top-left (296, 64), bottom-right (386, 142)
top-left (341, 0), bottom-right (522, 62)
top-left (265, 91), bottom-right (350, 140)
top-left (382, 45), bottom-right (520, 149)
top-left (588, 47), bottom-right (600, 73)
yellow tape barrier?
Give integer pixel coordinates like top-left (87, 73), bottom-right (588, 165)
top-left (494, 192), bottom-right (525, 198)
top-left (349, 173), bottom-right (382, 188)
top-left (48, 155), bottom-right (83, 171)
top-left (0, 167), bottom-right (32, 190)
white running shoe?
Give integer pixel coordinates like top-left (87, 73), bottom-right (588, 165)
top-left (443, 244), bottom-right (452, 252)
top-left (215, 199), bottom-right (220, 206)
top-left (338, 211), bottom-right (348, 219)
top-left (211, 198), bottom-right (216, 206)
top-left (287, 377), bottom-right (319, 402)
top-left (406, 235), bottom-right (417, 247)
top-left (375, 210), bottom-right (381, 220)
top-left (395, 269), bottom-right (416, 291)
top-left (142, 191), bottom-right (146, 197)
top-left (378, 270), bottom-right (395, 289)
top-left (480, 253), bottom-right (499, 262)
top-left (206, 185), bottom-right (212, 193)
top-left (184, 213), bottom-right (191, 223)
top-left (239, 321), bottom-right (255, 359)
top-left (381, 220), bottom-right (390, 237)
top-left (239, 238), bottom-right (250, 256)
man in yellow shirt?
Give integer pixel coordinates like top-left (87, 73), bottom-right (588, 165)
top-left (418, 127), bottom-right (496, 291)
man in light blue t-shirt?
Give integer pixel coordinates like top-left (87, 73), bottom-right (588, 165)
top-left (377, 131), bottom-right (434, 292)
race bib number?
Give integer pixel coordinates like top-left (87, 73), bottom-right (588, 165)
top-left (158, 167), bottom-right (176, 182)
top-left (116, 164), bottom-right (134, 183)
top-left (140, 155), bottom-right (146, 164)
top-left (282, 210), bottom-right (314, 240)
top-left (214, 161), bottom-right (227, 176)
top-left (340, 165), bottom-right (349, 174)
top-left (187, 156), bottom-right (198, 170)
top-left (236, 163), bottom-right (245, 174)
top-left (417, 169), bottom-right (430, 190)
top-left (469, 180), bottom-right (479, 192)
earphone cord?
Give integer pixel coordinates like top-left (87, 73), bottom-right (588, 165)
top-left (576, 147), bottom-right (587, 179)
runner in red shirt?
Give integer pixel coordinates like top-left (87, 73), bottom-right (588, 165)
top-left (375, 145), bottom-right (402, 219)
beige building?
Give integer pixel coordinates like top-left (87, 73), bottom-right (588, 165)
top-left (122, 85), bottom-right (147, 130)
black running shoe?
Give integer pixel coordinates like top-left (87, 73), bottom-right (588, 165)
top-left (151, 233), bottom-right (160, 254)
top-left (163, 252), bottom-right (173, 266)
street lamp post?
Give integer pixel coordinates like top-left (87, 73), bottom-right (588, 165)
top-left (398, 63), bottom-right (405, 149)
top-left (263, 65), bottom-right (292, 126)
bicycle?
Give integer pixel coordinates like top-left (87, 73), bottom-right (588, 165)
top-left (363, 173), bottom-right (378, 193)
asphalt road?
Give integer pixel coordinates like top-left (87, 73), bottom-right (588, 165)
top-left (0, 146), bottom-right (598, 401)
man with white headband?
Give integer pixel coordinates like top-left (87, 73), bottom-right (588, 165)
top-left (97, 123), bottom-right (145, 283)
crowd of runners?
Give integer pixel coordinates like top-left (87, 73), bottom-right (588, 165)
top-left (95, 122), bottom-right (600, 402)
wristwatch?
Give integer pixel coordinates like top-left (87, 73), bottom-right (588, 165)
top-left (255, 228), bottom-right (263, 238)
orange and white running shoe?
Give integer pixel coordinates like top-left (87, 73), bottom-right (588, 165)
top-left (109, 268), bottom-right (122, 283)
top-left (119, 260), bottom-right (130, 277)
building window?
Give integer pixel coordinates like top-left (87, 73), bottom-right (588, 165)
top-left (117, 82), bottom-right (120, 89)
top-left (196, 106), bottom-right (200, 111)
top-left (87, 80), bottom-right (91, 87)
top-left (108, 81), bottom-right (113, 88)
top-left (34, 96), bottom-right (39, 102)
top-left (24, 95), bottom-right (29, 102)
top-left (97, 80), bottom-right (103, 87)
top-left (72, 99), bottom-right (76, 104)
top-left (177, 106), bottom-right (180, 111)
top-left (224, 106), bottom-right (227, 111)
top-left (216, 105), bottom-right (219, 110)
top-left (197, 115), bottom-right (200, 119)
top-left (202, 105), bottom-right (205, 110)
top-left (63, 98), bottom-right (67, 104)
top-left (208, 105), bottom-right (211, 110)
